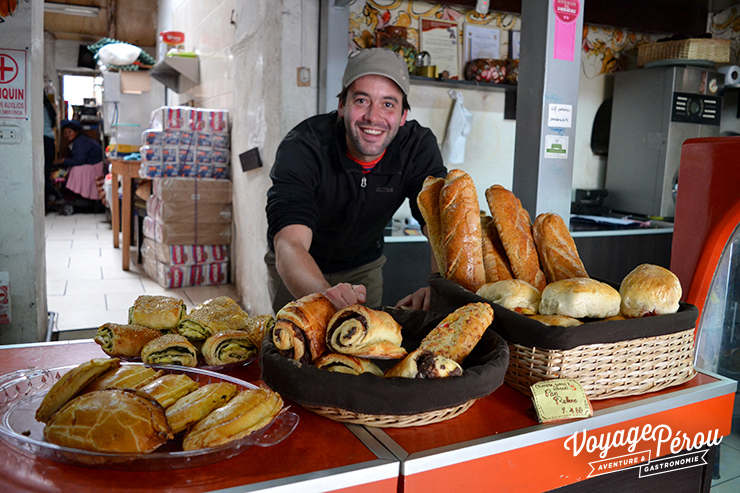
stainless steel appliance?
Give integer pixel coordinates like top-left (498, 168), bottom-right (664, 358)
top-left (605, 65), bottom-right (723, 219)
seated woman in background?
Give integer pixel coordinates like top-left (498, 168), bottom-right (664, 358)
top-left (53, 119), bottom-right (105, 201)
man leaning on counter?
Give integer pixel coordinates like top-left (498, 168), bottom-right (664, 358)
top-left (265, 48), bottom-right (447, 313)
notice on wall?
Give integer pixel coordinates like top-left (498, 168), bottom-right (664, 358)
top-left (548, 103), bottom-right (572, 128)
top-left (0, 49), bottom-right (27, 119)
top-left (421, 19), bottom-right (460, 79)
top-left (545, 135), bottom-right (569, 159)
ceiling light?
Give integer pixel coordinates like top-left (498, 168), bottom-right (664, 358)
top-left (44, 2), bottom-right (101, 17)
top-left (476, 0), bottom-right (489, 15)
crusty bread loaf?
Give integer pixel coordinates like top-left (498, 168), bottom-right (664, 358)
top-left (539, 278), bottom-right (621, 319)
top-left (476, 279), bottom-right (540, 314)
top-left (485, 185), bottom-right (546, 292)
top-left (619, 264), bottom-right (682, 318)
top-left (481, 215), bottom-right (513, 282)
top-left (533, 213), bottom-right (588, 284)
top-left (416, 176), bottom-right (446, 273)
top-left (439, 170), bottom-right (486, 292)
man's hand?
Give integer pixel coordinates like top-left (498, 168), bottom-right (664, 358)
top-left (324, 283), bottom-right (367, 310)
top-left (395, 287), bottom-right (431, 311)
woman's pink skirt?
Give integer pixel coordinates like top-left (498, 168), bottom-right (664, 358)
top-left (66, 161), bottom-right (104, 200)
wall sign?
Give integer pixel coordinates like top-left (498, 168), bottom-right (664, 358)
top-left (0, 48), bottom-right (27, 119)
top-left (553, 0), bottom-right (580, 62)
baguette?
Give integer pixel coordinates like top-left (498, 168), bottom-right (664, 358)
top-left (533, 213), bottom-right (588, 284)
top-left (485, 185), bottom-right (546, 292)
top-left (416, 176), bottom-right (446, 273)
top-left (480, 215), bottom-right (513, 283)
top-left (439, 170), bottom-right (486, 292)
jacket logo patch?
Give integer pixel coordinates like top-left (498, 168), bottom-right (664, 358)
top-left (375, 187), bottom-right (394, 193)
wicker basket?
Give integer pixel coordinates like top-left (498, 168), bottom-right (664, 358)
top-left (505, 328), bottom-right (696, 400)
top-left (302, 398), bottom-right (477, 428)
top-left (637, 38), bottom-right (730, 66)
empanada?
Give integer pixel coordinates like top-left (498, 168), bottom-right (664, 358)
top-left (137, 374), bottom-right (200, 408)
top-left (166, 382), bottom-right (238, 434)
top-left (82, 365), bottom-right (163, 393)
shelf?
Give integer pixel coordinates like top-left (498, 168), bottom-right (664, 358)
top-left (410, 75), bottom-right (518, 120)
top-left (150, 55), bottom-right (200, 93)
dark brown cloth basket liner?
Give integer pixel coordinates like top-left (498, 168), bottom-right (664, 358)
top-left (260, 308), bottom-right (509, 416)
top-left (429, 275), bottom-right (699, 351)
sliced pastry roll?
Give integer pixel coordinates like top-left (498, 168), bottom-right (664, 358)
top-left (419, 302), bottom-right (493, 364)
top-left (166, 382), bottom-right (238, 434)
top-left (178, 296), bottom-right (250, 340)
top-left (82, 365), bottom-right (163, 393)
top-left (138, 373), bottom-right (200, 408)
top-left (35, 358), bottom-right (121, 423)
top-left (244, 314), bottom-right (275, 349)
top-left (325, 305), bottom-right (407, 359)
top-left (43, 388), bottom-right (172, 453)
top-left (182, 388), bottom-right (283, 451)
top-left (272, 293), bottom-right (336, 364)
top-left (141, 334), bottom-right (198, 367)
top-left (94, 323), bottom-right (163, 358)
top-left (385, 349), bottom-right (463, 379)
top-left (128, 295), bottom-right (187, 332)
top-left (201, 330), bottom-right (259, 366)
top-left (315, 353), bottom-right (384, 376)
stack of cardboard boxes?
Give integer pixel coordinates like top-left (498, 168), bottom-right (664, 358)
top-left (142, 175), bottom-right (233, 288)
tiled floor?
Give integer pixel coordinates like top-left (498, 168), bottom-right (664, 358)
top-left (44, 211), bottom-right (739, 491)
top-left (45, 210), bottom-right (239, 338)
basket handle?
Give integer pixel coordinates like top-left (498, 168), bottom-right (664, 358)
top-left (254, 411), bottom-right (299, 447)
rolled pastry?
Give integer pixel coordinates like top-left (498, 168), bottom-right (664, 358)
top-left (43, 388), bottom-right (172, 453)
top-left (244, 314), bottom-right (275, 349)
top-left (385, 349), bottom-right (463, 379)
top-left (94, 323), bottom-right (162, 358)
top-left (137, 373), bottom-right (200, 409)
top-left (182, 388), bottom-right (283, 451)
top-left (325, 305), bottom-right (407, 359)
top-left (272, 293), bottom-right (337, 364)
top-left (533, 213), bottom-right (588, 284)
top-left (481, 215), bottom-right (514, 283)
top-left (178, 296), bottom-right (250, 340)
top-left (315, 353), bottom-right (384, 376)
top-left (439, 169), bottom-right (486, 292)
top-left (35, 358), bottom-right (121, 423)
top-left (166, 382), bottom-right (238, 434)
top-left (416, 175), bottom-right (446, 272)
top-left (201, 330), bottom-right (259, 366)
top-left (128, 295), bottom-right (187, 332)
top-left (82, 365), bottom-right (163, 393)
top-left (141, 334), bottom-right (199, 367)
top-left (419, 302), bottom-right (494, 364)
top-left (485, 185), bottom-right (547, 292)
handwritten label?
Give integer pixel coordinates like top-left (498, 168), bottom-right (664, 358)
top-left (531, 379), bottom-right (592, 422)
top-left (548, 103), bottom-right (572, 128)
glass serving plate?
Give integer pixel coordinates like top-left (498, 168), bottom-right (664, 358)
top-left (0, 363), bottom-right (298, 470)
top-left (118, 355), bottom-right (258, 373)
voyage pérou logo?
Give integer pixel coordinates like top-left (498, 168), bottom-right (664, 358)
top-left (564, 423), bottom-right (723, 478)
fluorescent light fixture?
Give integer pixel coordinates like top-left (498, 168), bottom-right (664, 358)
top-left (44, 2), bottom-right (101, 17)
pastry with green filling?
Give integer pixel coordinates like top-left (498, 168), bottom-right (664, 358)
top-left (128, 295), bottom-right (187, 332)
top-left (178, 296), bottom-right (250, 340)
top-left (94, 322), bottom-right (162, 358)
top-left (141, 334), bottom-right (198, 367)
top-left (202, 330), bottom-right (259, 366)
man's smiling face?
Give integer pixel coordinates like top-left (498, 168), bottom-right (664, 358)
top-left (338, 74), bottom-right (408, 162)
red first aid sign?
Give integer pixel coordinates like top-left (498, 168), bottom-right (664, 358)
top-left (0, 49), bottom-right (27, 119)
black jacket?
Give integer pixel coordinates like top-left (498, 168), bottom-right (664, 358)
top-left (266, 111), bottom-right (446, 273)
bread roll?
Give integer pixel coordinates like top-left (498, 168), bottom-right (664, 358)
top-left (419, 302), bottom-right (493, 364)
top-left (178, 296), bottom-right (250, 340)
top-left (476, 279), bottom-right (541, 315)
top-left (528, 314), bottom-right (583, 327)
top-left (619, 264), bottom-right (682, 318)
top-left (439, 170), bottom-right (486, 292)
top-left (385, 349), bottom-right (463, 379)
top-left (35, 358), bottom-right (121, 423)
top-left (485, 185), bottom-right (546, 292)
top-left (94, 323), bottom-right (162, 358)
top-left (539, 278), bottom-right (621, 319)
top-left (315, 353), bottom-right (384, 376)
top-left (533, 213), bottom-right (588, 284)
top-left (272, 293), bottom-right (336, 364)
top-left (481, 215), bottom-right (514, 283)
top-left (416, 175), bottom-right (446, 272)
top-left (128, 295), bottom-right (187, 332)
top-left (325, 305), bottom-right (406, 359)
top-left (43, 388), bottom-right (172, 453)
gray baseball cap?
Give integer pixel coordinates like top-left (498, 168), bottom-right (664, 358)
top-left (341, 48), bottom-right (410, 95)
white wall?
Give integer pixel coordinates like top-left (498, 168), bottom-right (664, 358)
top-left (0, 1), bottom-right (47, 343)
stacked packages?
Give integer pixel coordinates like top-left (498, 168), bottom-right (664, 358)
top-left (139, 106), bottom-right (230, 180)
top-left (142, 178), bottom-right (232, 288)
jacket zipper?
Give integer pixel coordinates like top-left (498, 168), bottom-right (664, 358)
top-left (333, 174), bottom-right (367, 254)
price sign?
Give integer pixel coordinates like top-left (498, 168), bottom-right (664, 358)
top-left (531, 379), bottom-right (592, 423)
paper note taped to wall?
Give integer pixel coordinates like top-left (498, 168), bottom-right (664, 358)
top-left (548, 103), bottom-right (572, 128)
